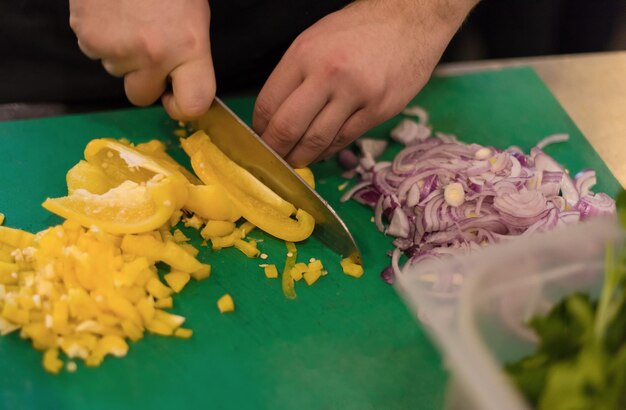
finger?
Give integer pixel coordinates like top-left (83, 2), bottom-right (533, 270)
top-left (102, 58), bottom-right (136, 78)
top-left (317, 108), bottom-right (373, 161)
top-left (124, 68), bottom-right (168, 107)
top-left (260, 79), bottom-right (328, 157)
top-left (253, 57), bottom-right (304, 135)
top-left (285, 99), bottom-right (358, 167)
top-left (77, 39), bottom-right (100, 60)
top-left (162, 56), bottom-right (216, 121)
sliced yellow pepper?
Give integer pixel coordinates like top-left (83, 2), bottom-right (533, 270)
top-left (191, 150), bottom-right (314, 242)
top-left (294, 167), bottom-right (315, 189)
top-left (66, 160), bottom-right (114, 195)
top-left (84, 138), bottom-right (189, 209)
top-left (184, 184), bottom-right (240, 222)
top-left (43, 177), bottom-right (178, 235)
top-left (182, 131), bottom-right (295, 217)
top-left (281, 242), bottom-right (297, 300)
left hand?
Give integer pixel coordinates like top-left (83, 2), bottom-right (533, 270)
top-left (252, 0), bottom-right (477, 167)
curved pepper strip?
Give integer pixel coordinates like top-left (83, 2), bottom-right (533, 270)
top-left (191, 150), bottom-right (315, 242)
top-left (42, 177), bottom-right (178, 235)
top-left (182, 131), bottom-right (295, 217)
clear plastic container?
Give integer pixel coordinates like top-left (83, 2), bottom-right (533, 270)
top-left (394, 217), bottom-right (621, 410)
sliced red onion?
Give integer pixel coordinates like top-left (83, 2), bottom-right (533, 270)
top-left (357, 138), bottom-right (388, 159)
top-left (374, 195), bottom-right (385, 232)
top-left (390, 119), bottom-right (430, 145)
top-left (574, 169), bottom-right (596, 197)
top-left (340, 181), bottom-right (376, 203)
top-left (386, 208), bottom-right (410, 238)
top-left (380, 266), bottom-right (394, 284)
top-left (540, 170), bottom-right (564, 198)
top-left (401, 105), bottom-right (428, 124)
top-left (536, 133), bottom-right (569, 150)
top-left (574, 193), bottom-right (616, 220)
top-left (406, 184), bottom-right (421, 207)
top-left (338, 149), bottom-right (359, 170)
top-left (342, 108), bottom-right (615, 285)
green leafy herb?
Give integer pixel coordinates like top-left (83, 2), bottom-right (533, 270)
top-left (506, 193), bottom-right (626, 409)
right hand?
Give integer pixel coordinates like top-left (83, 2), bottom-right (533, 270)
top-left (69, 0), bottom-right (216, 120)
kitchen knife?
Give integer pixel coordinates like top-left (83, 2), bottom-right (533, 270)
top-left (193, 97), bottom-right (362, 264)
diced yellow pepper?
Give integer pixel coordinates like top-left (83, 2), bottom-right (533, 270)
top-left (121, 320), bottom-right (144, 342)
top-left (179, 243), bottom-right (199, 257)
top-left (0, 213), bottom-right (4, 225)
top-left (183, 214), bottom-right (205, 230)
top-left (217, 294), bottom-right (235, 313)
top-left (154, 310), bottom-right (185, 329)
top-left (340, 258), bottom-right (364, 278)
top-left (146, 278), bottom-right (173, 299)
top-left (308, 260), bottom-right (323, 272)
top-left (43, 349), bottom-right (64, 374)
top-left (303, 269), bottom-right (322, 286)
top-left (289, 262), bottom-right (308, 281)
top-left (201, 220), bottom-right (236, 239)
top-left (174, 327), bottom-right (193, 339)
top-left (172, 229), bottom-right (189, 243)
top-left (145, 320), bottom-right (173, 336)
top-left (264, 264), bottom-right (278, 279)
top-left (2, 301), bottom-right (29, 325)
top-left (155, 297), bottom-right (173, 309)
top-left (234, 239), bottom-right (260, 258)
top-left (164, 271), bottom-right (191, 293)
top-left (136, 297), bottom-right (155, 324)
top-left (190, 264), bottom-right (211, 281)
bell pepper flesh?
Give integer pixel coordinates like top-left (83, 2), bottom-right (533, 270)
top-left (191, 151), bottom-right (314, 242)
top-left (183, 131), bottom-right (295, 217)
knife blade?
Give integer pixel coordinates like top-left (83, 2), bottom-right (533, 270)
top-left (192, 97), bottom-right (362, 264)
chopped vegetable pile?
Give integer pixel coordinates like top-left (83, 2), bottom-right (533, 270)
top-left (0, 129), bottom-right (363, 374)
top-left (505, 192), bottom-right (626, 409)
top-left (340, 107), bottom-right (616, 284)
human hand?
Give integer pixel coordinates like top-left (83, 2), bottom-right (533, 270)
top-left (253, 0), bottom-right (477, 167)
top-left (69, 0), bottom-right (215, 120)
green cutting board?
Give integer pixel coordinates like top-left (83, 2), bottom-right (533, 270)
top-left (0, 67), bottom-right (620, 409)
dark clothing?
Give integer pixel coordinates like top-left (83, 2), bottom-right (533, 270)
top-left (0, 1), bottom-right (351, 104)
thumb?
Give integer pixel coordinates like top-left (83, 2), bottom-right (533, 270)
top-left (162, 55), bottom-right (216, 121)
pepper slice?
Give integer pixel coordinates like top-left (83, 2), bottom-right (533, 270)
top-left (42, 176), bottom-right (179, 234)
top-left (182, 131), bottom-right (295, 217)
top-left (84, 138), bottom-right (189, 209)
top-left (191, 149), bottom-right (315, 242)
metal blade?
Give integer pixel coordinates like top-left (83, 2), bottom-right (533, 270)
top-left (193, 97), bottom-right (361, 263)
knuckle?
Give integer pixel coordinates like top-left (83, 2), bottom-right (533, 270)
top-left (301, 132), bottom-right (331, 151)
top-left (267, 118), bottom-right (299, 146)
top-left (322, 53), bottom-right (351, 80)
top-left (253, 97), bottom-right (274, 123)
top-left (178, 95), bottom-right (211, 118)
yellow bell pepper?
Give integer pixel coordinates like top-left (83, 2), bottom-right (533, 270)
top-left (191, 150), bottom-right (314, 242)
top-left (183, 131), bottom-right (295, 217)
top-left (217, 294), bottom-right (235, 313)
top-left (281, 242), bottom-right (297, 300)
top-left (184, 184), bottom-right (241, 222)
top-left (84, 138), bottom-right (190, 209)
top-left (340, 258), bottom-right (364, 278)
